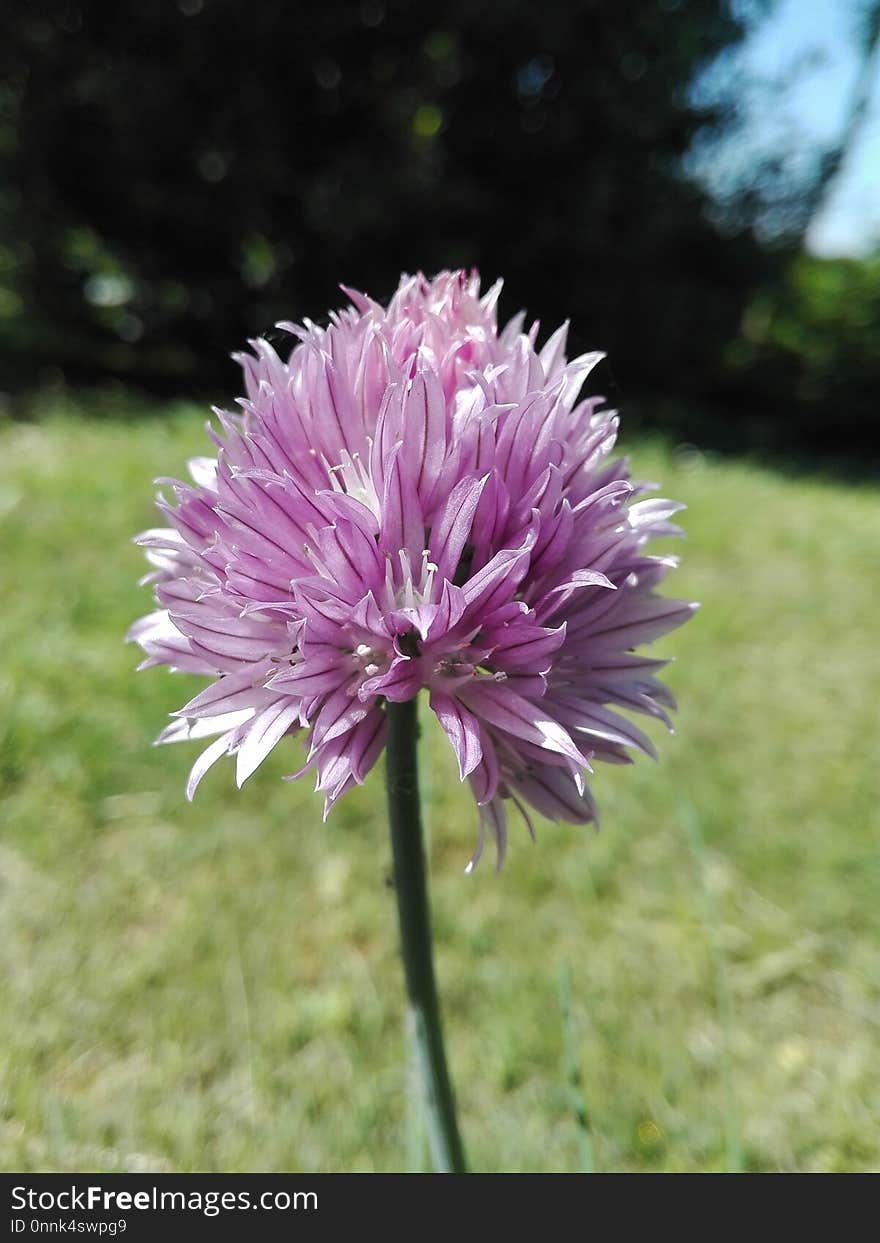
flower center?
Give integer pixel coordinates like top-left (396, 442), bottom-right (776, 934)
top-left (353, 642), bottom-right (382, 678)
top-left (397, 630), bottom-right (422, 659)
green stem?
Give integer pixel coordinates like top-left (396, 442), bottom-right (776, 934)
top-left (385, 698), bottom-right (467, 1173)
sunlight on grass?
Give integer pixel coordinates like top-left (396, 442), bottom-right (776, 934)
top-left (0, 399), bottom-right (877, 1172)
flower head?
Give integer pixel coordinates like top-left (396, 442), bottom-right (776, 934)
top-left (129, 270), bottom-right (695, 869)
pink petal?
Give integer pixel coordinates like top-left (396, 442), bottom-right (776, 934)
top-left (429, 689), bottom-right (483, 779)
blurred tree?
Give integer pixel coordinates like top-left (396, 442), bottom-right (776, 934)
top-left (688, 0), bottom-right (880, 244)
top-left (801, 2), bottom-right (880, 240)
top-left (722, 250), bottom-right (880, 449)
top-left (2, 0), bottom-right (768, 412)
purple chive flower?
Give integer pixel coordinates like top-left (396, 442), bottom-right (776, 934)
top-left (129, 270), bottom-right (696, 869)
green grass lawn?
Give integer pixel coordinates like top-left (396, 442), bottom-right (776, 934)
top-left (1, 397), bottom-right (877, 1173)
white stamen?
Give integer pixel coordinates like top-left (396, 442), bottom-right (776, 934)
top-left (328, 449), bottom-right (380, 517)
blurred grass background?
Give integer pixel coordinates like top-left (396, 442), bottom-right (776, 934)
top-left (0, 397), bottom-right (877, 1173)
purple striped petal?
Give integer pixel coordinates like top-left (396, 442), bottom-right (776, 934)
top-left (458, 680), bottom-right (587, 767)
top-left (236, 700), bottom-right (302, 786)
top-left (429, 689), bottom-right (483, 779)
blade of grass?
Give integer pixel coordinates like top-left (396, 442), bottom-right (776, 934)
top-left (681, 803), bottom-right (743, 1173)
top-left (558, 959), bottom-right (595, 1173)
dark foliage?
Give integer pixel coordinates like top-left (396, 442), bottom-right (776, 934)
top-left (1, 1), bottom-right (877, 455)
top-left (1, 1), bottom-right (763, 392)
